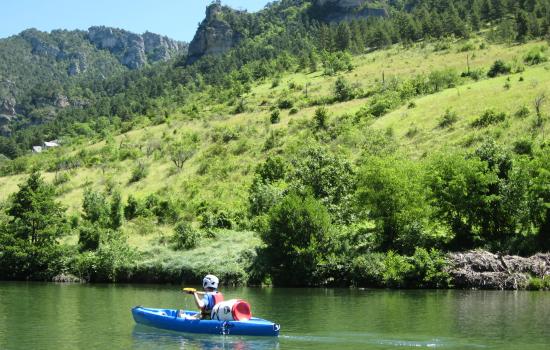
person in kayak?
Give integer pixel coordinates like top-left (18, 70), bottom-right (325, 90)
top-left (184, 274), bottom-right (224, 319)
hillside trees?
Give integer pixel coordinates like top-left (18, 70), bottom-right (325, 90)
top-left (260, 193), bottom-right (332, 286)
top-left (0, 171), bottom-right (67, 279)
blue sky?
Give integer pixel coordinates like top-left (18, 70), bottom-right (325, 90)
top-left (0, 0), bottom-right (266, 42)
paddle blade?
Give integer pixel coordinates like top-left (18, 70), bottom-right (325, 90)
top-left (183, 287), bottom-right (197, 294)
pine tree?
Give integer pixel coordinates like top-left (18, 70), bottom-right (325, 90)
top-left (7, 171), bottom-right (66, 245)
top-left (335, 22), bottom-right (352, 51)
top-left (516, 10), bottom-right (530, 42)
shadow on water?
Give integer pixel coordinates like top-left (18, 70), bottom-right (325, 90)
top-left (132, 325), bottom-right (280, 350)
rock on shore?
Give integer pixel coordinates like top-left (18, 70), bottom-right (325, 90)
top-left (447, 250), bottom-right (550, 290)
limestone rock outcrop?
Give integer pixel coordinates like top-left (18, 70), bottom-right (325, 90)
top-left (186, 2), bottom-right (243, 64)
top-left (87, 26), bottom-right (186, 69)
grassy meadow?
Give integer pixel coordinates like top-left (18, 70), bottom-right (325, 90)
top-left (1, 37), bottom-right (549, 262)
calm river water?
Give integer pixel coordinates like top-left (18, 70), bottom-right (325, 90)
top-left (0, 282), bottom-right (548, 349)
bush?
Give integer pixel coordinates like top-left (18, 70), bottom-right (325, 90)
top-left (289, 107), bottom-right (299, 115)
top-left (471, 110), bottom-right (507, 128)
top-left (261, 193), bottom-right (332, 286)
top-left (409, 248), bottom-right (451, 288)
top-left (366, 93), bottom-right (399, 117)
top-left (199, 208), bottom-right (235, 230)
top-left (514, 105), bottom-right (530, 118)
top-left (129, 162), bottom-right (148, 183)
top-left (78, 223), bottom-right (102, 252)
top-left (438, 109), bottom-right (459, 128)
top-left (351, 253), bottom-right (386, 286)
top-left (124, 195), bottom-right (140, 220)
top-left (270, 109), bottom-right (281, 124)
top-left (524, 46), bottom-right (548, 65)
top-left (462, 68), bottom-right (485, 81)
top-left (314, 107), bottom-right (329, 129)
top-left (513, 139), bottom-right (533, 156)
top-left (333, 76), bottom-right (355, 102)
top-left (382, 251), bottom-right (413, 288)
top-left (487, 60), bottom-right (511, 77)
top-left (72, 235), bottom-right (138, 282)
top-left (172, 220), bottom-right (201, 250)
top-left (277, 98), bottom-right (294, 110)
top-left (527, 277), bottom-right (544, 290)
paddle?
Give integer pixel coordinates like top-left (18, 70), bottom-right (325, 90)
top-left (182, 287), bottom-right (197, 294)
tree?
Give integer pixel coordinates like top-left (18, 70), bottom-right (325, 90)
top-left (333, 76), bottom-right (355, 102)
top-left (356, 156), bottom-right (432, 253)
top-left (516, 10), bottom-right (530, 42)
top-left (426, 153), bottom-right (495, 250)
top-left (261, 193), bottom-right (332, 286)
top-left (314, 106), bottom-right (329, 130)
top-left (82, 188), bottom-right (109, 225)
top-left (1, 171), bottom-right (67, 279)
top-left (7, 171), bottom-right (66, 245)
top-left (170, 139), bottom-right (197, 170)
top-left (335, 22), bottom-right (352, 51)
top-left (109, 190), bottom-right (123, 230)
top-left (534, 92), bottom-right (546, 128)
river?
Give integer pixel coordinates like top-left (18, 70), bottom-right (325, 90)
top-left (0, 282), bottom-right (548, 349)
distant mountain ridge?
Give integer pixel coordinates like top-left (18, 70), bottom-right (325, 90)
top-left (0, 27), bottom-right (187, 135)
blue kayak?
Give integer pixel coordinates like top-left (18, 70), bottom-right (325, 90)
top-left (132, 307), bottom-right (280, 337)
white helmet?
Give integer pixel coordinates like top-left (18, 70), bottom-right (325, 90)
top-left (203, 275), bottom-right (219, 290)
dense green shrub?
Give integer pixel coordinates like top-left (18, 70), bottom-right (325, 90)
top-left (78, 223), bottom-right (102, 252)
top-left (124, 195), bottom-right (140, 220)
top-left (471, 110), bottom-right (507, 128)
top-left (172, 220), bottom-right (201, 250)
top-left (129, 162), bottom-right (148, 183)
top-left (314, 107), bottom-right (329, 129)
top-left (356, 156), bottom-right (432, 253)
top-left (277, 98), bottom-right (294, 110)
top-left (515, 105), bottom-right (531, 118)
top-left (487, 60), bottom-right (511, 77)
top-left (351, 253), bottom-right (386, 286)
top-left (322, 51), bottom-right (353, 76)
top-left (0, 171), bottom-right (68, 280)
top-left (524, 46), bottom-right (548, 65)
top-left (270, 109), bottom-right (281, 124)
top-left (366, 92), bottom-right (400, 117)
top-left (438, 109), bottom-right (459, 128)
top-left (261, 193), bottom-right (332, 286)
top-left (72, 235), bottom-right (138, 282)
top-left (291, 146), bottom-right (355, 223)
top-left (333, 76), bottom-right (355, 102)
top-left (409, 248), bottom-right (451, 288)
top-left (513, 139), bottom-right (533, 156)
top-left (382, 251), bottom-right (413, 288)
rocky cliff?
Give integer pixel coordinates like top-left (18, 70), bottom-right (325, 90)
top-left (87, 26), bottom-right (187, 69)
top-left (186, 2), bottom-right (244, 64)
top-left (17, 27), bottom-right (186, 72)
top-left (311, 0), bottom-right (388, 22)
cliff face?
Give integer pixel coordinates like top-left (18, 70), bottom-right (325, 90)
top-left (87, 26), bottom-right (187, 69)
top-left (311, 0), bottom-right (388, 22)
top-left (17, 27), bottom-right (186, 72)
top-left (186, 3), bottom-right (243, 64)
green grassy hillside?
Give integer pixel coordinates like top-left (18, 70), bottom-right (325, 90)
top-left (1, 36), bottom-right (549, 287)
top-left (1, 38), bottom-right (548, 207)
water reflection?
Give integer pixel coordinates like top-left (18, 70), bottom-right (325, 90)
top-left (132, 325), bottom-right (279, 350)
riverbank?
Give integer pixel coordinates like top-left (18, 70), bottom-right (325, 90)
top-left (44, 247), bottom-right (550, 291)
